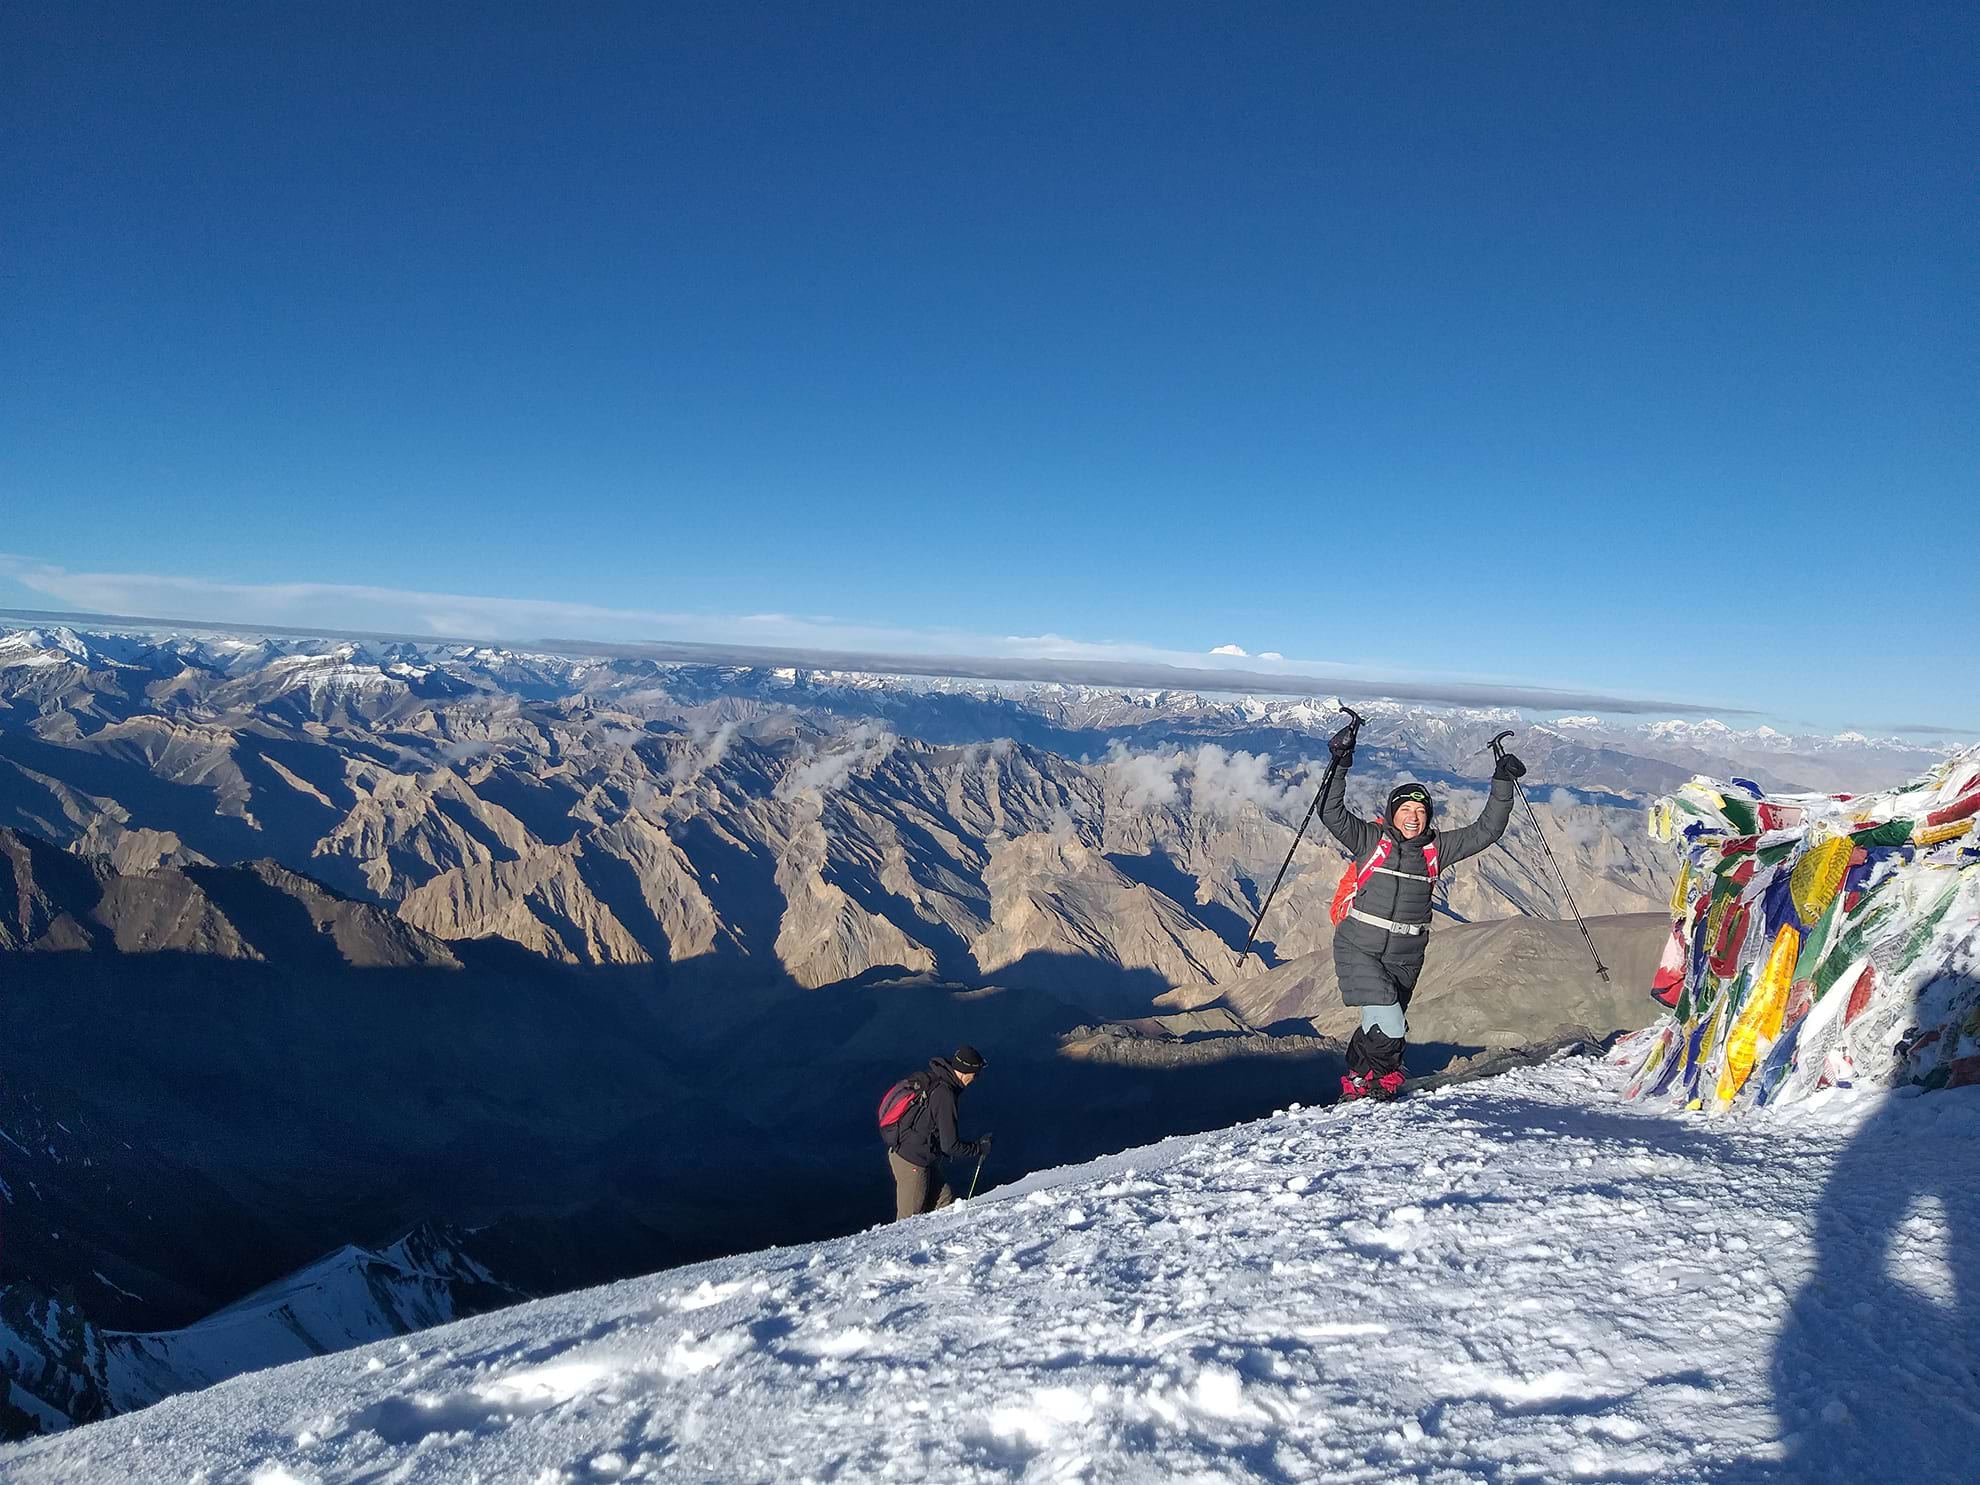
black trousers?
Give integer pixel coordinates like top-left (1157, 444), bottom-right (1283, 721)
top-left (1337, 930), bottom-right (1422, 1080)
top-left (1345, 1024), bottom-right (1407, 1079)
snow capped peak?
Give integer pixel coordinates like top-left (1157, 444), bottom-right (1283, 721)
top-left (44, 625), bottom-right (92, 658)
top-left (249, 645), bottom-right (410, 704)
top-left (0, 625), bottom-right (127, 669)
top-left (1647, 717), bottom-right (1733, 738)
top-left (0, 630), bottom-right (64, 667)
top-left (0, 621), bottom-right (1963, 781)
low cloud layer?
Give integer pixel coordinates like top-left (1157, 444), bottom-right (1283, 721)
top-left (1, 554), bottom-right (1745, 717)
top-left (777, 723), bottom-right (897, 801)
top-left (1107, 742), bottom-right (1320, 821)
top-left (1548, 788), bottom-right (1610, 852)
top-left (1108, 743), bottom-right (1186, 811)
top-left (667, 721), bottom-right (739, 787)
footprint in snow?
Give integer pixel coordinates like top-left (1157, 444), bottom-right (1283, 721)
top-left (783, 1326), bottom-right (879, 1362)
top-left (676, 1278), bottom-right (746, 1312)
top-left (342, 1357), bottom-right (623, 1449)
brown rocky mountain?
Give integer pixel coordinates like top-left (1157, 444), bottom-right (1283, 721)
top-left (0, 626), bottom-right (1684, 1002)
top-left (1166, 911), bottom-right (1669, 1040)
top-left (1, 826), bottom-right (459, 967)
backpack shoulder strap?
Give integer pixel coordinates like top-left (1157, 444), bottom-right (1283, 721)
top-left (1355, 836), bottom-right (1394, 887)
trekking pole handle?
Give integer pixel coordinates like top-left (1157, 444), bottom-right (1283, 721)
top-left (1486, 729), bottom-right (1515, 759)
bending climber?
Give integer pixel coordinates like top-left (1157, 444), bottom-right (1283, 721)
top-left (1319, 725), bottom-right (1523, 1101)
top-left (882, 1045), bottom-right (992, 1220)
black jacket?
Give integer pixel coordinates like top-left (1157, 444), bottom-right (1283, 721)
top-left (1319, 764), bottom-right (1514, 929)
top-left (890, 1057), bottom-right (983, 1168)
top-left (1320, 764), bottom-right (1516, 1005)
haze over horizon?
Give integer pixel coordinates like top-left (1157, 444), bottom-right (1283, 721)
top-left (4, 594), bottom-right (1972, 746)
top-left (4, 4), bottom-right (1974, 728)
top-left (0, 566), bottom-right (1968, 740)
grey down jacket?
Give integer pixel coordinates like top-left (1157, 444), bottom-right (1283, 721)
top-left (1319, 764), bottom-right (1515, 1006)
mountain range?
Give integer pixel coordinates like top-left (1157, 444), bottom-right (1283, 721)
top-left (0, 618), bottom-right (1947, 1437)
top-left (6, 617), bottom-right (1866, 985)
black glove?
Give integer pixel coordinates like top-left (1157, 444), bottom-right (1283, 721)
top-left (1493, 752), bottom-right (1526, 781)
top-left (973, 1134), bottom-right (994, 1157)
top-left (1329, 725), bottom-right (1357, 765)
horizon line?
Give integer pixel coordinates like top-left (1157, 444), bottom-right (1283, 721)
top-left (1, 605), bottom-right (1755, 717)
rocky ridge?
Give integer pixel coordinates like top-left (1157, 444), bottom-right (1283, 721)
top-left (0, 624), bottom-right (1694, 997)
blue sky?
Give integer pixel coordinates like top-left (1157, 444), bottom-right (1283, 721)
top-left (3, 3), bottom-right (1975, 732)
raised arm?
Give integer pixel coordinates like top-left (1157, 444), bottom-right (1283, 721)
top-left (1438, 774), bottom-right (1517, 865)
top-left (1318, 756), bottom-right (1379, 858)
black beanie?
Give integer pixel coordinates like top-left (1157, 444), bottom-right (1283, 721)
top-left (952, 1044), bottom-right (987, 1072)
top-left (1387, 782), bottom-right (1433, 822)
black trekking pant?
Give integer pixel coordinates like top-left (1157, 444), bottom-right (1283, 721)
top-left (1336, 931), bottom-right (1422, 1081)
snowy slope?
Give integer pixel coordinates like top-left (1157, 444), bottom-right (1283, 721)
top-left (6, 1056), bottom-right (1975, 1484)
top-left (0, 1226), bottom-right (518, 1438)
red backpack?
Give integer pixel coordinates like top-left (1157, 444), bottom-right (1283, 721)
top-left (1330, 819), bottom-right (1439, 925)
top-left (877, 1071), bottom-right (933, 1144)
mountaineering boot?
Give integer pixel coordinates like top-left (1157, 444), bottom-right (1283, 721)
top-left (1372, 1070), bottom-right (1406, 1101)
top-left (1339, 1071), bottom-right (1370, 1101)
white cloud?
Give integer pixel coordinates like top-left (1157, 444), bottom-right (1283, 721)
top-left (667, 720), bottom-right (738, 786)
top-left (1106, 741), bottom-right (1315, 821)
top-left (776, 723), bottom-right (897, 802)
top-left (1106, 741), bottom-right (1184, 811)
top-left (0, 554), bottom-right (954, 654)
top-left (1187, 744), bottom-right (1300, 819)
top-left (1544, 787), bottom-right (1604, 851)
top-left (0, 554), bottom-right (1745, 717)
top-left (955, 738), bottom-right (1016, 770)
top-left (1259, 651), bottom-right (1284, 661)
top-left (0, 554), bottom-right (1377, 675)
top-left (439, 738), bottom-right (500, 765)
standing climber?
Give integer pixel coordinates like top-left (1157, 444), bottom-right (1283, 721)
top-left (1319, 725), bottom-right (1523, 1100)
top-left (881, 1045), bottom-right (993, 1220)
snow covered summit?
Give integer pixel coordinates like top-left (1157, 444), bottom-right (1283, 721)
top-left (6, 1057), bottom-right (1974, 1484)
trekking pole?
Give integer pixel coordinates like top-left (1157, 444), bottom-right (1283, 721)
top-left (1236, 705), bottom-right (1364, 971)
top-left (1485, 729), bottom-right (1610, 982)
top-left (967, 1152), bottom-right (986, 1200)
